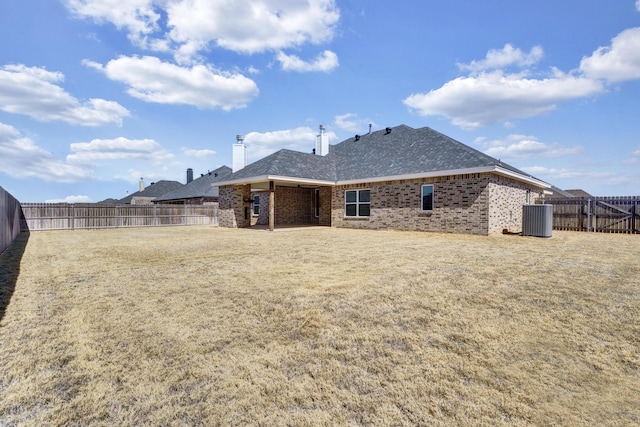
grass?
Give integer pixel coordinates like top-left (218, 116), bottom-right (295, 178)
top-left (1, 226), bottom-right (639, 426)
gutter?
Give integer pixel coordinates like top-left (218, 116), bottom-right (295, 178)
top-left (214, 166), bottom-right (551, 190)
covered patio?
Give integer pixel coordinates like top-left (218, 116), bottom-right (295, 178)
top-left (217, 177), bottom-right (333, 231)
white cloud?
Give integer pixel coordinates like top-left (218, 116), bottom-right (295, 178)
top-left (165, 0), bottom-right (340, 55)
top-left (333, 113), bottom-right (375, 133)
top-left (66, 0), bottom-right (340, 62)
top-left (521, 166), bottom-right (626, 183)
top-left (45, 195), bottom-right (94, 203)
top-left (0, 122), bottom-right (91, 182)
top-left (67, 137), bottom-right (173, 164)
top-left (580, 27), bottom-right (640, 82)
top-left (458, 44), bottom-right (544, 74)
top-left (65, 0), bottom-right (163, 50)
top-left (181, 147), bottom-right (217, 158)
top-left (84, 56), bottom-right (258, 110)
top-left (637, 0), bottom-right (640, 12)
top-left (0, 64), bottom-right (130, 126)
top-left (244, 126), bottom-right (337, 160)
top-left (277, 50), bottom-right (339, 72)
top-left (404, 69), bottom-right (603, 129)
top-left (623, 148), bottom-right (640, 164)
top-left (475, 134), bottom-right (582, 160)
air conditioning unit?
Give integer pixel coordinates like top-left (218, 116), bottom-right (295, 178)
top-left (522, 204), bottom-right (553, 237)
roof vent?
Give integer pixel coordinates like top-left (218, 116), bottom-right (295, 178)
top-left (368, 123), bottom-right (372, 134)
top-left (355, 134), bottom-right (360, 141)
top-left (385, 127), bottom-right (392, 134)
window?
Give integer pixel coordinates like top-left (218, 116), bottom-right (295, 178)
top-left (253, 195), bottom-right (260, 215)
top-left (421, 185), bottom-right (434, 212)
top-left (314, 189), bottom-right (320, 218)
top-left (345, 189), bottom-right (370, 217)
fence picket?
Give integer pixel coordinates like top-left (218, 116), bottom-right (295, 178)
top-left (20, 203), bottom-right (218, 231)
top-left (540, 197), bottom-right (640, 234)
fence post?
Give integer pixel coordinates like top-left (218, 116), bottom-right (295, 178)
top-left (154, 205), bottom-right (157, 226)
top-left (71, 204), bottom-right (75, 231)
top-left (587, 199), bottom-right (591, 232)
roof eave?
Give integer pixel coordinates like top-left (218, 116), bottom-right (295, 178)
top-left (214, 167), bottom-right (550, 190)
top-left (337, 166), bottom-right (551, 189)
top-left (492, 166), bottom-right (550, 189)
top-left (214, 174), bottom-right (335, 187)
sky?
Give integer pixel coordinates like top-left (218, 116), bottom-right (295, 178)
top-left (1, 0), bottom-right (639, 203)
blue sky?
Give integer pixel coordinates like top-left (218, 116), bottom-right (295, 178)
top-left (1, 0), bottom-right (639, 202)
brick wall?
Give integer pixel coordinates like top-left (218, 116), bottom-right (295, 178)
top-left (221, 175), bottom-right (541, 233)
top-left (331, 173), bottom-right (541, 235)
top-left (318, 186), bottom-right (332, 225)
top-left (487, 176), bottom-right (543, 234)
top-left (218, 184), bottom-right (252, 228)
top-left (274, 186), bottom-right (317, 225)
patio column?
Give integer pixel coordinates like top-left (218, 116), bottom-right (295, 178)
top-left (269, 180), bottom-right (275, 231)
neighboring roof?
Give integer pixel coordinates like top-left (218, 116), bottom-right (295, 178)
top-left (119, 180), bottom-right (183, 204)
top-left (154, 166), bottom-right (233, 202)
top-left (565, 189), bottom-right (593, 198)
top-left (549, 186), bottom-right (576, 198)
top-left (98, 198), bottom-right (120, 204)
top-left (216, 125), bottom-right (550, 189)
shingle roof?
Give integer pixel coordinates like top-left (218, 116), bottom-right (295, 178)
top-left (228, 149), bottom-right (337, 182)
top-left (332, 125), bottom-right (526, 180)
top-left (565, 189), bottom-right (593, 198)
top-left (217, 124), bottom-right (545, 186)
top-left (154, 166), bottom-right (233, 202)
top-left (118, 180), bottom-right (183, 204)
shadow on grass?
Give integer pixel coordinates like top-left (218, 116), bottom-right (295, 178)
top-left (0, 232), bottom-right (30, 323)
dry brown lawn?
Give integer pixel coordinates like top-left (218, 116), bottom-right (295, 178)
top-left (0, 226), bottom-right (639, 426)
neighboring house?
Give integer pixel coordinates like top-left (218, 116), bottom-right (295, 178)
top-left (216, 125), bottom-right (551, 235)
top-left (118, 180), bottom-right (183, 205)
top-left (548, 186), bottom-right (576, 198)
top-left (153, 166), bottom-right (233, 205)
top-left (98, 198), bottom-right (121, 204)
top-left (564, 189), bottom-right (594, 198)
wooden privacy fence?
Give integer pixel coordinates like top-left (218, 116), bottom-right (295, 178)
top-left (1, 186), bottom-right (24, 254)
top-left (21, 203), bottom-right (218, 231)
top-left (540, 197), bottom-right (639, 234)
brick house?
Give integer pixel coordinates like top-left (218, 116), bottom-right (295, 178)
top-left (216, 125), bottom-right (550, 235)
top-left (153, 166), bottom-right (232, 205)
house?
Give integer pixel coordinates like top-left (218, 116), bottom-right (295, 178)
top-left (118, 180), bottom-right (183, 205)
top-left (548, 186), bottom-right (576, 198)
top-left (153, 166), bottom-right (233, 205)
top-left (215, 125), bottom-right (551, 235)
top-left (564, 189), bottom-right (594, 198)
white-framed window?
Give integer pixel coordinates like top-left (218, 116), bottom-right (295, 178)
top-left (345, 189), bottom-right (370, 217)
top-left (253, 195), bottom-right (260, 215)
top-left (421, 184), bottom-right (434, 212)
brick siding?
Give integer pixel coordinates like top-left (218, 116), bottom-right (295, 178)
top-left (331, 173), bottom-right (541, 235)
top-left (220, 174), bottom-right (541, 234)
top-left (218, 184), bottom-right (252, 228)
